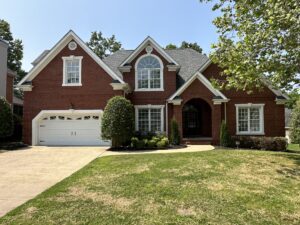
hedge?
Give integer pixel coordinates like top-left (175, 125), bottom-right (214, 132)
top-left (230, 136), bottom-right (287, 151)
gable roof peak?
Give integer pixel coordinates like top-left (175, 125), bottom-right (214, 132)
top-left (119, 36), bottom-right (179, 67)
top-left (18, 30), bottom-right (124, 86)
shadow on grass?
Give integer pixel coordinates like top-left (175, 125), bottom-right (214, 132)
top-left (274, 153), bottom-right (300, 178)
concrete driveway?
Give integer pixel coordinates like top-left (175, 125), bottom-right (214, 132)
top-left (0, 146), bottom-right (107, 217)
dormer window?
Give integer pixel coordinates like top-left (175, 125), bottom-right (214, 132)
top-left (135, 55), bottom-right (163, 91)
top-left (62, 56), bottom-right (83, 86)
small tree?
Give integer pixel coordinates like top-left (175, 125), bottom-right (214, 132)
top-left (170, 118), bottom-right (180, 145)
top-left (220, 120), bottom-right (231, 147)
top-left (0, 97), bottom-right (13, 138)
top-left (101, 96), bottom-right (134, 147)
top-left (290, 99), bottom-right (300, 146)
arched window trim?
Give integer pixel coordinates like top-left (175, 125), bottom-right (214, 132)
top-left (135, 54), bottom-right (164, 91)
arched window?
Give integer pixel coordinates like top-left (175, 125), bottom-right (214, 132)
top-left (136, 55), bottom-right (163, 91)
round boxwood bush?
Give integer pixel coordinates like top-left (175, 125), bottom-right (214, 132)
top-left (0, 97), bottom-right (13, 138)
top-left (101, 96), bottom-right (134, 147)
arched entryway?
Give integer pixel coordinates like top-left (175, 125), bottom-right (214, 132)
top-left (182, 98), bottom-right (212, 138)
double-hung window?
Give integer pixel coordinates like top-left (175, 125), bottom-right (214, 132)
top-left (136, 106), bottom-right (164, 132)
top-left (236, 104), bottom-right (264, 135)
top-left (62, 56), bottom-right (83, 86)
top-left (136, 55), bottom-right (163, 91)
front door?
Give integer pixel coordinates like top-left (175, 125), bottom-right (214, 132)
top-left (183, 105), bottom-right (201, 137)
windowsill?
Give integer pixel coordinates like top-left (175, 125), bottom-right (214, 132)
top-left (236, 132), bottom-right (265, 136)
top-left (134, 88), bottom-right (164, 92)
top-left (62, 83), bottom-right (82, 87)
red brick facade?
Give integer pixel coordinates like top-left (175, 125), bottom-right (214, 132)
top-left (22, 38), bottom-right (285, 145)
top-left (22, 41), bottom-right (122, 144)
top-left (6, 73), bottom-right (14, 105)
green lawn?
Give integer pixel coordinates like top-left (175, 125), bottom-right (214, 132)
top-left (1, 150), bottom-right (300, 225)
top-left (288, 143), bottom-right (300, 152)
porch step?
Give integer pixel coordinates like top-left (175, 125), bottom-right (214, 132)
top-left (182, 138), bottom-right (212, 145)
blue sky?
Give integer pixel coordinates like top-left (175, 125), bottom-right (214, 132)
top-left (0, 0), bottom-right (219, 71)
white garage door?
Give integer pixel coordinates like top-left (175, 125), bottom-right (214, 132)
top-left (38, 114), bottom-right (110, 146)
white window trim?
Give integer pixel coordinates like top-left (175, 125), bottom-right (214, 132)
top-left (135, 54), bottom-right (164, 92)
top-left (235, 103), bottom-right (265, 135)
top-left (134, 105), bottom-right (165, 132)
top-left (62, 56), bottom-right (83, 86)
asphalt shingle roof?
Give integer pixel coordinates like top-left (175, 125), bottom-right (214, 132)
top-left (103, 49), bottom-right (209, 88)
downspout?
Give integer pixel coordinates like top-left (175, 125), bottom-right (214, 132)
top-left (224, 102), bottom-right (227, 123)
top-left (165, 101), bottom-right (168, 136)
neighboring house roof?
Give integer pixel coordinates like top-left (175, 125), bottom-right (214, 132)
top-left (18, 30), bottom-right (124, 86)
top-left (103, 48), bottom-right (209, 87)
top-left (13, 96), bottom-right (23, 106)
top-left (285, 108), bottom-right (292, 128)
top-left (7, 68), bottom-right (17, 77)
top-left (31, 50), bottom-right (50, 66)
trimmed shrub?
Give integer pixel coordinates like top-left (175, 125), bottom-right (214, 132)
top-left (170, 118), bottom-right (180, 145)
top-left (290, 99), bottom-right (300, 146)
top-left (0, 97), bottom-right (13, 138)
top-left (148, 139), bottom-right (157, 148)
top-left (102, 96), bottom-right (134, 147)
top-left (130, 134), bottom-right (170, 149)
top-left (131, 137), bottom-right (139, 148)
top-left (220, 120), bottom-right (231, 147)
top-left (231, 136), bottom-right (287, 151)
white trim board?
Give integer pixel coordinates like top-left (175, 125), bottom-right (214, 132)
top-left (168, 71), bottom-right (228, 101)
top-left (32, 109), bottom-right (103, 146)
top-left (120, 36), bottom-right (179, 67)
top-left (18, 30), bottom-right (124, 87)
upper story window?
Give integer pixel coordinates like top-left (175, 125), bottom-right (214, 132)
top-left (135, 55), bottom-right (163, 91)
top-left (62, 56), bottom-right (83, 86)
top-left (235, 104), bottom-right (264, 135)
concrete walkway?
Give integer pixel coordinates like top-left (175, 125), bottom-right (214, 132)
top-left (0, 145), bottom-right (214, 217)
top-left (0, 146), bottom-right (106, 217)
top-left (101, 145), bottom-right (215, 157)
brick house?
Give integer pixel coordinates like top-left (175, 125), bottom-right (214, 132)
top-left (17, 31), bottom-right (287, 146)
top-left (0, 38), bottom-right (23, 109)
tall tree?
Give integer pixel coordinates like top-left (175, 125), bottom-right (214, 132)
top-left (0, 19), bottom-right (25, 84)
top-left (200, 0), bottom-right (300, 91)
top-left (86, 31), bottom-right (121, 59)
top-left (285, 88), bottom-right (300, 109)
top-left (290, 99), bottom-right (300, 146)
top-left (165, 41), bottom-right (203, 53)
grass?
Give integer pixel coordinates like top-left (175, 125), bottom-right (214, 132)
top-left (288, 143), bottom-right (300, 152)
top-left (1, 150), bottom-right (300, 225)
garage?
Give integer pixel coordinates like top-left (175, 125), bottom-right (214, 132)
top-left (33, 110), bottom-right (110, 146)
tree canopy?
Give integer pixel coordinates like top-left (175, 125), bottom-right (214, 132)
top-left (285, 89), bottom-right (300, 109)
top-left (0, 19), bottom-right (26, 84)
top-left (200, 0), bottom-right (300, 92)
top-left (290, 99), bottom-right (300, 146)
top-left (86, 31), bottom-right (121, 59)
top-left (165, 41), bottom-right (203, 53)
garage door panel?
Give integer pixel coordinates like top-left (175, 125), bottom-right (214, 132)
top-left (38, 114), bottom-right (109, 146)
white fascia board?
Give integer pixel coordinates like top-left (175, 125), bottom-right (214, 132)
top-left (18, 30), bottom-right (124, 86)
top-left (120, 36), bottom-right (179, 67)
top-left (168, 71), bottom-right (228, 101)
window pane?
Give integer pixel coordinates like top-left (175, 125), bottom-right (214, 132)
top-left (238, 108), bottom-right (248, 132)
top-left (150, 69), bottom-right (161, 89)
top-left (138, 109), bottom-right (149, 132)
top-left (138, 69), bottom-right (149, 88)
top-left (137, 56), bottom-right (160, 69)
top-left (150, 108), bottom-right (161, 132)
top-left (65, 58), bottom-right (80, 84)
top-left (250, 108), bottom-right (260, 131)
